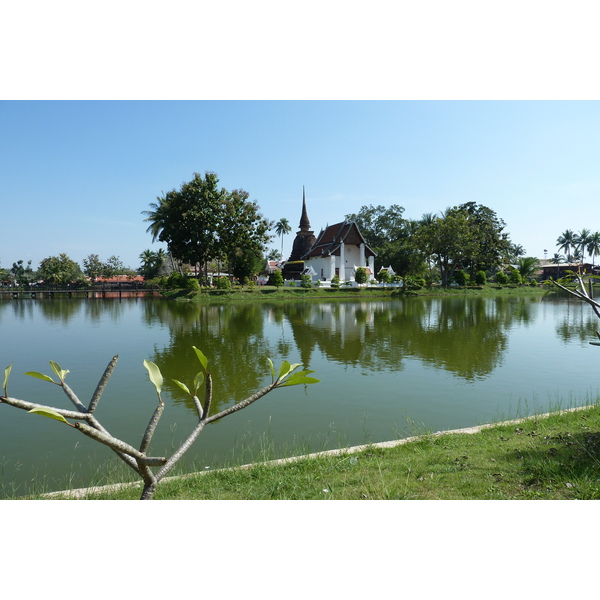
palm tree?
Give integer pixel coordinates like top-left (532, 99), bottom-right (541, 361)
top-left (587, 232), bottom-right (600, 268)
top-left (516, 256), bottom-right (540, 280)
top-left (142, 195), bottom-right (171, 243)
top-left (557, 229), bottom-right (576, 262)
top-left (510, 244), bottom-right (526, 260)
top-left (275, 218), bottom-right (292, 258)
top-left (142, 195), bottom-right (180, 273)
top-left (420, 212), bottom-right (437, 226)
top-left (575, 228), bottom-right (592, 264)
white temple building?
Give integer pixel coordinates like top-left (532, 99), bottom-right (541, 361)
top-left (301, 221), bottom-right (376, 282)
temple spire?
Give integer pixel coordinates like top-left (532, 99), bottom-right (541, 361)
top-left (285, 186), bottom-right (316, 263)
top-left (299, 185), bottom-right (311, 231)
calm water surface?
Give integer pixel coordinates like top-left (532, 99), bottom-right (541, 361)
top-left (2, 294), bottom-right (599, 496)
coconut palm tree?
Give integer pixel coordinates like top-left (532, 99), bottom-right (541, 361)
top-left (575, 228), bottom-right (592, 264)
top-left (516, 256), bottom-right (540, 280)
top-left (275, 218), bottom-right (292, 258)
top-left (557, 229), bottom-right (576, 262)
top-left (587, 232), bottom-right (600, 268)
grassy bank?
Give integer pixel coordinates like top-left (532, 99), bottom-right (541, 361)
top-left (35, 403), bottom-right (600, 500)
top-left (162, 283), bottom-right (550, 302)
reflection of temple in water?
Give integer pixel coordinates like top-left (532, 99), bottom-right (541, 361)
top-left (269, 302), bottom-right (382, 369)
top-left (266, 297), bottom-right (522, 380)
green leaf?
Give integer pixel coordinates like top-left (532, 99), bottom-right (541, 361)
top-left (143, 360), bottom-right (163, 394)
top-left (266, 357), bottom-right (275, 379)
top-left (278, 360), bottom-right (291, 380)
top-left (279, 371), bottom-right (320, 387)
top-left (278, 361), bottom-right (303, 382)
top-left (172, 379), bottom-right (190, 396)
top-left (3, 363), bottom-right (13, 394)
top-left (49, 360), bottom-right (70, 381)
top-left (24, 371), bottom-right (56, 384)
top-left (193, 372), bottom-right (205, 394)
top-left (28, 407), bottom-right (71, 425)
top-left (192, 347), bottom-right (208, 373)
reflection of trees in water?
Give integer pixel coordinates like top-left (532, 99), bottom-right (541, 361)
top-left (36, 298), bottom-right (85, 323)
top-left (554, 298), bottom-right (598, 344)
top-left (139, 296), bottom-right (544, 418)
top-left (1, 299), bottom-right (35, 323)
top-left (148, 301), bottom-right (272, 415)
top-left (2, 297), bottom-right (154, 326)
top-left (287, 296), bottom-right (538, 381)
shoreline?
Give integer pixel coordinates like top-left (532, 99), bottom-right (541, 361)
top-left (39, 404), bottom-right (593, 500)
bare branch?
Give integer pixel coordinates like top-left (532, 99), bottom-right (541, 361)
top-left (202, 373), bottom-right (212, 418)
top-left (203, 380), bottom-right (279, 426)
top-left (191, 395), bottom-right (203, 419)
top-left (60, 381), bottom-right (88, 413)
top-left (88, 355), bottom-right (118, 413)
top-left (74, 421), bottom-right (166, 465)
top-left (1, 395), bottom-right (88, 420)
top-left (551, 278), bottom-right (600, 319)
top-left (139, 400), bottom-right (165, 454)
top-left (155, 421), bottom-right (207, 481)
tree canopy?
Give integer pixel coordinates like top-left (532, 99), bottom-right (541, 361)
top-left (143, 172), bottom-right (272, 279)
top-left (37, 254), bottom-right (85, 285)
top-left (345, 204), bottom-right (425, 275)
top-left (414, 203), bottom-right (511, 285)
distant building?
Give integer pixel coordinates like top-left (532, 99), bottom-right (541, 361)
top-left (378, 265), bottom-right (395, 279)
top-left (265, 260), bottom-right (282, 274)
top-left (538, 262), bottom-right (596, 279)
top-left (303, 221), bottom-right (376, 282)
top-left (282, 188), bottom-right (376, 282)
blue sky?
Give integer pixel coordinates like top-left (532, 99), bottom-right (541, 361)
top-left (2, 100), bottom-right (600, 271)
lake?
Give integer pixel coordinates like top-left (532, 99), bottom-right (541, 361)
top-left (2, 293), bottom-right (599, 497)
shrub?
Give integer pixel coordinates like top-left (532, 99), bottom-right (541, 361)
top-left (355, 267), bottom-right (368, 285)
top-left (508, 269), bottom-right (522, 285)
top-left (184, 277), bottom-right (200, 292)
top-left (215, 276), bottom-right (231, 290)
top-left (268, 270), bottom-right (284, 287)
top-left (404, 276), bottom-right (425, 290)
top-left (166, 272), bottom-right (187, 289)
top-left (378, 270), bottom-right (391, 284)
top-left (300, 274), bottom-right (312, 288)
top-left (330, 274), bottom-right (340, 289)
top-left (475, 270), bottom-right (487, 285)
top-left (453, 270), bottom-right (469, 286)
top-left (495, 271), bottom-right (509, 285)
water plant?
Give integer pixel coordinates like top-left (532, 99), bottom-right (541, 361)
top-left (0, 349), bottom-right (318, 500)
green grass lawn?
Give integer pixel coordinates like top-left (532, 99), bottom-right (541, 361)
top-left (37, 404), bottom-right (600, 500)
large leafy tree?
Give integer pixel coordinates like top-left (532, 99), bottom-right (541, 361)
top-left (82, 254), bottom-right (103, 280)
top-left (143, 172), bottom-right (272, 279)
top-left (414, 203), bottom-right (510, 286)
top-left (218, 188), bottom-right (273, 278)
top-left (37, 254), bottom-right (84, 286)
top-left (414, 209), bottom-right (475, 286)
top-left (456, 202), bottom-right (511, 275)
top-left (345, 204), bottom-right (425, 275)
top-left (10, 259), bottom-right (36, 286)
top-left (143, 172), bottom-right (225, 274)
